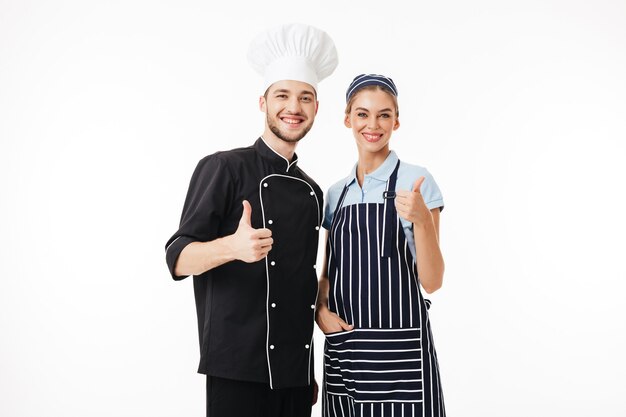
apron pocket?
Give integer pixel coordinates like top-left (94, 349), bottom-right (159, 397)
top-left (324, 329), bottom-right (355, 396)
top-left (324, 329), bottom-right (355, 343)
top-left (326, 328), bottom-right (424, 403)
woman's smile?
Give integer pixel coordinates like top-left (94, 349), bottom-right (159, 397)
top-left (361, 132), bottom-right (383, 142)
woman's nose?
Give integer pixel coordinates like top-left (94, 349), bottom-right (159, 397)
top-left (367, 117), bottom-right (379, 129)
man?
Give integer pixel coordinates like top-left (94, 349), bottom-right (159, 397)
top-left (164, 23), bottom-right (338, 417)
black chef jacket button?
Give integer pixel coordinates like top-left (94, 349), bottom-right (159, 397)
top-left (268, 219), bottom-right (273, 224)
top-left (313, 264), bottom-right (316, 269)
top-left (315, 226), bottom-right (320, 231)
top-left (270, 261), bottom-right (276, 266)
top-left (271, 303), bottom-right (276, 308)
top-left (270, 345), bottom-right (275, 350)
top-left (310, 304), bottom-right (315, 309)
top-left (263, 182), bottom-right (268, 188)
top-left (309, 191), bottom-right (314, 196)
top-left (305, 344), bottom-right (310, 349)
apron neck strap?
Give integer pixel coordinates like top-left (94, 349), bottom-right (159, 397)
top-left (381, 160), bottom-right (401, 258)
top-left (333, 184), bottom-right (350, 218)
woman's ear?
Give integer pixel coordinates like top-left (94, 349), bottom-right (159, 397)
top-left (344, 114), bottom-right (351, 128)
top-left (394, 118), bottom-right (400, 130)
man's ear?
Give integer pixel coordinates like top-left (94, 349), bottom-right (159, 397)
top-left (259, 96), bottom-right (266, 112)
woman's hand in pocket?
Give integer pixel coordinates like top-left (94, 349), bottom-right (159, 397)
top-left (315, 304), bottom-right (353, 334)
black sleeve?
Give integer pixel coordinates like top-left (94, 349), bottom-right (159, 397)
top-left (164, 155), bottom-right (234, 280)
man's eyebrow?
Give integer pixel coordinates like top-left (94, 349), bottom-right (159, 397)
top-left (272, 89), bottom-right (315, 96)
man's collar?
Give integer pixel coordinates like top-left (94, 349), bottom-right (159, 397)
top-left (254, 137), bottom-right (299, 172)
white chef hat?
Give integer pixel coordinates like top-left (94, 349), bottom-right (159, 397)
top-left (247, 23), bottom-right (339, 93)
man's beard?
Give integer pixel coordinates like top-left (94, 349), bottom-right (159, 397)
top-left (267, 113), bottom-right (313, 143)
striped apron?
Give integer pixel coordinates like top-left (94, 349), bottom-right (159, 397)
top-left (322, 161), bottom-right (446, 417)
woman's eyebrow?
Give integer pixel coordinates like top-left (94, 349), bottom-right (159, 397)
top-left (354, 107), bottom-right (393, 113)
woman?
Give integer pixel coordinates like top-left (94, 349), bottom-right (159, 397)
top-left (316, 74), bottom-right (446, 416)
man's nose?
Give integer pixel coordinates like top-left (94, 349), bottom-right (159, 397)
top-left (285, 97), bottom-right (302, 113)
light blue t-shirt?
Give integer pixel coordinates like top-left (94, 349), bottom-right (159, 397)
top-left (322, 150), bottom-right (444, 261)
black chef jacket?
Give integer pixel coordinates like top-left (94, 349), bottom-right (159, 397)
top-left (165, 138), bottom-right (322, 389)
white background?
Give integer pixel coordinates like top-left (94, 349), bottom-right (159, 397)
top-left (1, 1), bottom-right (625, 416)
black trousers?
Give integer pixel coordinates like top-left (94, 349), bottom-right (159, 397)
top-left (206, 376), bottom-right (313, 417)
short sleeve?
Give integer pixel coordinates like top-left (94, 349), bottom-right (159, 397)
top-left (420, 170), bottom-right (444, 211)
top-left (164, 155), bottom-right (234, 280)
top-left (321, 181), bottom-right (345, 230)
top-left (322, 199), bottom-right (333, 230)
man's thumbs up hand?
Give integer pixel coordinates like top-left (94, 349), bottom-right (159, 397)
top-left (231, 200), bottom-right (273, 263)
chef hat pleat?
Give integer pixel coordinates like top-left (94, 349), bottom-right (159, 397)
top-left (247, 23), bottom-right (339, 92)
